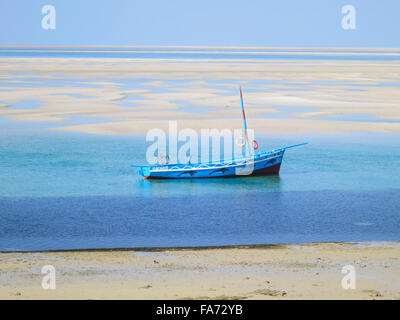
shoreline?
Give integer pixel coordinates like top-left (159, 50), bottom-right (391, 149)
top-left (1, 240), bottom-right (398, 254)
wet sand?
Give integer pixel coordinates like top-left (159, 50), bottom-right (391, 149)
top-left (1, 242), bottom-right (399, 300)
top-left (0, 57), bottom-right (400, 134)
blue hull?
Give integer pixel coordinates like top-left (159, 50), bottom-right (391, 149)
top-left (135, 149), bottom-right (285, 179)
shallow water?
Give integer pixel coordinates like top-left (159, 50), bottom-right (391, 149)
top-left (0, 128), bottom-right (399, 251)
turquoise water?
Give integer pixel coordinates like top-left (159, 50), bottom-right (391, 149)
top-left (1, 124), bottom-right (399, 251)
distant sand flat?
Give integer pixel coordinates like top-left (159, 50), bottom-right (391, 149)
top-left (0, 242), bottom-right (399, 300)
top-left (0, 55), bottom-right (399, 134)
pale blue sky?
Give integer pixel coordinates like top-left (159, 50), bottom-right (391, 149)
top-left (0, 0), bottom-right (399, 47)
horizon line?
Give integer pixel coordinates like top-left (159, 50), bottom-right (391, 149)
top-left (0, 45), bottom-right (399, 51)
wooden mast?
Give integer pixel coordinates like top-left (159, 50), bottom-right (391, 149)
top-left (239, 87), bottom-right (251, 155)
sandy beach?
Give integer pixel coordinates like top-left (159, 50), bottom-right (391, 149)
top-left (1, 242), bottom-right (399, 300)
